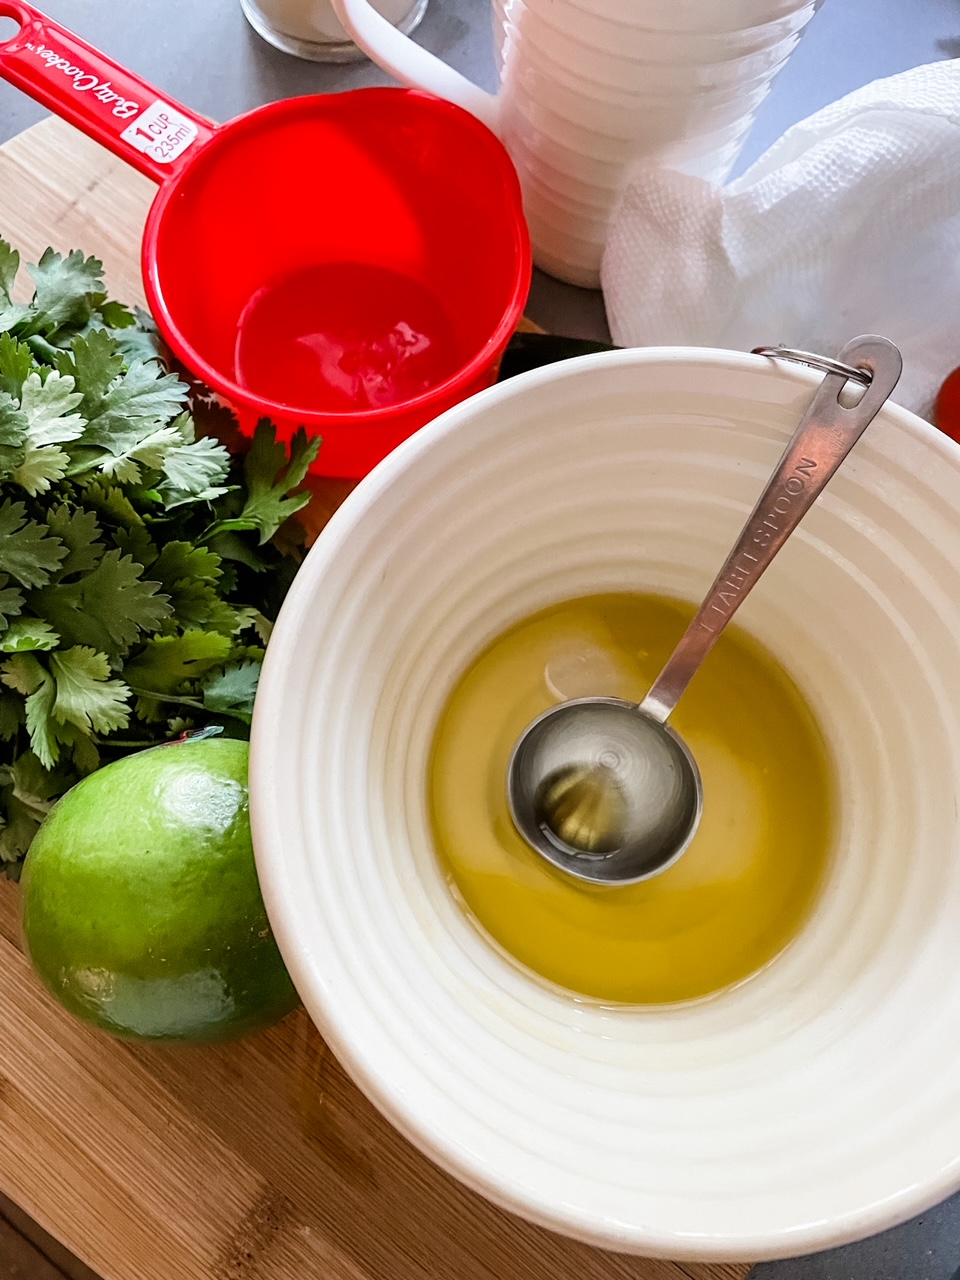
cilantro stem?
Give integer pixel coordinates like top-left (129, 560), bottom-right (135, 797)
top-left (24, 334), bottom-right (63, 362)
top-left (198, 517), bottom-right (260, 543)
top-left (127, 686), bottom-right (250, 723)
top-left (128, 687), bottom-right (207, 711)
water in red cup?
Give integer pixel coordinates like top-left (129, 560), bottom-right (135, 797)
top-left (0, 2), bottom-right (532, 476)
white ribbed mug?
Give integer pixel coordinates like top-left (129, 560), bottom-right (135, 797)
top-left (331, 0), bottom-right (823, 286)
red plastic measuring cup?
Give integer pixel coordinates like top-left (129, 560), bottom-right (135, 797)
top-left (0, 2), bottom-right (531, 477)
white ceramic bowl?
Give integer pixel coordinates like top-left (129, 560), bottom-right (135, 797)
top-left (250, 348), bottom-right (960, 1262)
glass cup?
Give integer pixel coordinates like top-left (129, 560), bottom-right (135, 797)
top-left (241, 0), bottom-right (427, 63)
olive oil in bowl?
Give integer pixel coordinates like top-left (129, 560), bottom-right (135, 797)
top-left (428, 593), bottom-right (835, 1004)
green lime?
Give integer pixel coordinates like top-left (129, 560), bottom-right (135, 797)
top-left (20, 737), bottom-right (299, 1043)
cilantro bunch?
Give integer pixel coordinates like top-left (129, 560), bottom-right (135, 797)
top-left (0, 240), bottom-right (320, 877)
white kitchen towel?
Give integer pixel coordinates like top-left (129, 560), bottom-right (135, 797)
top-left (601, 60), bottom-right (960, 416)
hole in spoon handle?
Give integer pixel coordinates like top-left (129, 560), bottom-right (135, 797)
top-left (640, 335), bottom-right (903, 723)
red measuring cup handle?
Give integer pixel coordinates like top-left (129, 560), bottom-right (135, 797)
top-left (0, 0), bottom-right (215, 183)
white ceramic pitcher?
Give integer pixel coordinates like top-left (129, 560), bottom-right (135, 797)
top-left (331, 0), bottom-right (823, 286)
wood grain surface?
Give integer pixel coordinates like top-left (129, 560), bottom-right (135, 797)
top-left (0, 116), bottom-right (753, 1280)
top-left (0, 1191), bottom-right (101, 1280)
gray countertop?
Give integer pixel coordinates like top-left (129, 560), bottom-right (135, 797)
top-left (1, 2), bottom-right (960, 1277)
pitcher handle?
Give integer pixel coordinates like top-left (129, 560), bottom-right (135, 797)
top-left (0, 0), bottom-right (215, 184)
top-left (330, 0), bottom-right (501, 135)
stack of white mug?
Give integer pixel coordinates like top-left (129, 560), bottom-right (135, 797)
top-left (333, 0), bottom-right (824, 286)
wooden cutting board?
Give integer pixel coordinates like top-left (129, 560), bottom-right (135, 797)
top-left (0, 115), bottom-right (753, 1280)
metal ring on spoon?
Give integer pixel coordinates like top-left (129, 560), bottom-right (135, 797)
top-left (506, 335), bottom-right (903, 886)
top-left (750, 346), bottom-right (875, 386)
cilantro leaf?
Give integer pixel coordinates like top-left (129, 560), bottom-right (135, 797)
top-left (112, 523), bottom-right (157, 570)
top-left (96, 298), bottom-right (136, 330)
top-left (0, 574), bottom-right (24, 629)
top-left (158, 433), bottom-right (231, 508)
top-left (0, 618), bottom-right (59, 652)
top-left (50, 646), bottom-right (131, 735)
top-left (78, 362), bottom-right (192, 484)
top-left (6, 371), bottom-right (86, 495)
top-left (0, 796), bottom-right (39, 871)
top-left (180, 587), bottom-right (237, 634)
top-left (207, 530), bottom-right (269, 573)
top-left (0, 241), bottom-right (18, 303)
top-left (0, 691), bottom-right (22, 740)
top-left (1, 656), bottom-right (70, 768)
top-left (250, 611), bottom-right (274, 645)
top-left (18, 370), bottom-right (86, 444)
top-left (28, 549), bottom-right (170, 658)
top-left (45, 505), bottom-right (104, 578)
top-left (12, 445), bottom-right (70, 497)
top-left (113, 319), bottom-right (164, 366)
top-left (25, 248), bottom-right (105, 336)
top-left (84, 358), bottom-right (187, 433)
top-left (207, 422), bottom-right (319, 544)
top-left (24, 667), bottom-right (58, 768)
top-left (124, 631), bottom-right (233, 693)
top-left (201, 661), bottom-right (260, 723)
top-left (0, 333), bottom-right (35, 399)
top-left (0, 303), bottom-right (28, 337)
top-left (6, 750), bottom-right (70, 807)
top-left (0, 652), bottom-right (45, 695)
top-left (0, 392), bottom-right (27, 448)
top-left (80, 481), bottom-right (145, 529)
top-left (70, 731), bottom-right (100, 775)
top-left (244, 424), bottom-right (319, 542)
top-left (0, 499), bottom-right (67, 587)
top-left (0, 750), bottom-right (72, 869)
top-left (0, 244), bottom-right (25, 337)
top-left (93, 422), bottom-right (184, 485)
top-left (0, 395), bottom-right (27, 481)
top-left (67, 328), bottom-right (124, 417)
top-left (153, 541), bottom-right (221, 586)
top-left (149, 541), bottom-right (226, 631)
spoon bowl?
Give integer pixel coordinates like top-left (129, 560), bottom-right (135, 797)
top-left (507, 697), bottom-right (701, 883)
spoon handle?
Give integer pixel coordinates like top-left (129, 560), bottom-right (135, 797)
top-left (639, 335), bottom-right (903, 724)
